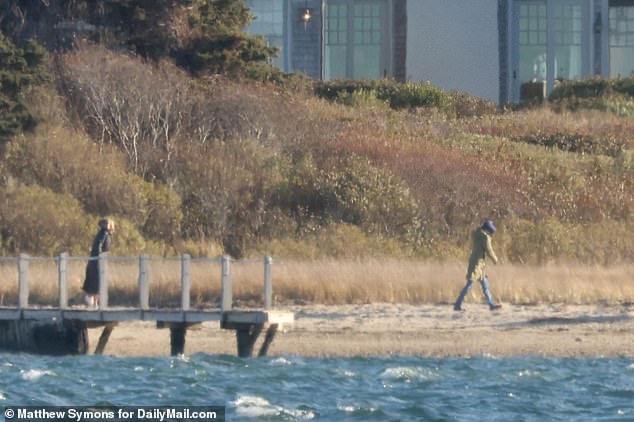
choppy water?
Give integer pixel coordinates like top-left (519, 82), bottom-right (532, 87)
top-left (0, 353), bottom-right (633, 421)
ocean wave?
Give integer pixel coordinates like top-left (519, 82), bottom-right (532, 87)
top-left (20, 369), bottom-right (55, 381)
top-left (379, 366), bottom-right (439, 382)
top-left (232, 394), bottom-right (315, 420)
top-left (269, 357), bottom-right (294, 366)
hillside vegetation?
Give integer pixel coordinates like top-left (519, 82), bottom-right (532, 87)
top-left (0, 2), bottom-right (631, 265)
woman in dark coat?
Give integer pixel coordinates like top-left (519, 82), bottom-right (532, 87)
top-left (83, 218), bottom-right (115, 307)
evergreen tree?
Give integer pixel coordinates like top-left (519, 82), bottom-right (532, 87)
top-left (0, 33), bottom-right (49, 142)
top-left (174, 0), bottom-right (278, 78)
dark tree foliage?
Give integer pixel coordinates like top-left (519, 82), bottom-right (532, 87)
top-left (97, 0), bottom-right (179, 58)
top-left (174, 0), bottom-right (277, 77)
top-left (0, 0), bottom-right (278, 77)
top-left (0, 33), bottom-right (49, 142)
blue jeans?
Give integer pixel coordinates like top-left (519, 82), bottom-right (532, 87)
top-left (454, 277), bottom-right (496, 309)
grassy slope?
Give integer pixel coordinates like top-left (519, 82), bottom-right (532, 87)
top-left (0, 49), bottom-right (632, 267)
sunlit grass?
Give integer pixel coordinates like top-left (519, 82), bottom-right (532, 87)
top-left (0, 257), bottom-right (631, 308)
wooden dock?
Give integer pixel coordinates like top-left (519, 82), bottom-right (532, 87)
top-left (0, 254), bottom-right (294, 357)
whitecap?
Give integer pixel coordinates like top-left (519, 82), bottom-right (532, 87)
top-left (379, 366), bottom-right (438, 382)
top-left (337, 404), bottom-right (357, 412)
top-left (269, 357), bottom-right (293, 366)
top-left (232, 395), bottom-right (279, 418)
top-left (232, 395), bottom-right (314, 420)
top-left (517, 370), bottom-right (540, 378)
top-left (337, 403), bottom-right (378, 414)
top-left (169, 355), bottom-right (190, 367)
top-left (0, 392), bottom-right (6, 400)
top-left (20, 369), bottom-right (55, 381)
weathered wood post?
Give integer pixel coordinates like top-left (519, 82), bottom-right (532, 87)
top-left (235, 324), bottom-right (263, 357)
top-left (258, 255), bottom-right (279, 357)
top-left (181, 254), bottom-right (191, 311)
top-left (98, 253), bottom-right (108, 309)
top-left (170, 325), bottom-right (187, 356)
top-left (138, 254), bottom-right (149, 310)
top-left (18, 254), bottom-right (29, 308)
top-left (258, 324), bottom-right (279, 357)
top-left (221, 256), bottom-right (232, 312)
top-left (94, 323), bottom-right (116, 355)
top-left (264, 256), bottom-right (272, 310)
top-left (58, 252), bottom-right (69, 308)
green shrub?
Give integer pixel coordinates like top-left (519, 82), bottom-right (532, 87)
top-left (335, 88), bottom-right (389, 109)
top-left (3, 124), bottom-right (183, 241)
top-left (549, 77), bottom-right (634, 116)
top-left (0, 184), bottom-right (92, 255)
top-left (448, 91), bottom-right (497, 118)
top-left (550, 78), bottom-right (613, 100)
top-left (613, 77), bottom-right (634, 97)
top-left (314, 79), bottom-right (450, 110)
top-left (251, 223), bottom-right (408, 259)
top-left (272, 155), bottom-right (422, 245)
top-left (502, 218), bottom-right (634, 265)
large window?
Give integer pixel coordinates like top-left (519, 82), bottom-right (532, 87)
top-left (245, 0), bottom-right (286, 71)
top-left (609, 0), bottom-right (634, 77)
top-left (325, 0), bottom-right (389, 80)
top-left (513, 0), bottom-right (590, 101)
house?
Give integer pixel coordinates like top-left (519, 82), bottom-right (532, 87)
top-left (245, 0), bottom-right (634, 104)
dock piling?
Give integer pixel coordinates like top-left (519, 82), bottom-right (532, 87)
top-left (94, 322), bottom-right (117, 355)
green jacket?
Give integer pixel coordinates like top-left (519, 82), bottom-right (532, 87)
top-left (466, 227), bottom-right (498, 281)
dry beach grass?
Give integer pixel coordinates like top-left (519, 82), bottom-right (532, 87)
top-left (0, 258), bottom-right (632, 307)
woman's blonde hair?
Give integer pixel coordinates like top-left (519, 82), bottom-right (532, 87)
top-left (98, 218), bottom-right (115, 232)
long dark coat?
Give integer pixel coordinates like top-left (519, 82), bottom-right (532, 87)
top-left (82, 228), bottom-right (112, 294)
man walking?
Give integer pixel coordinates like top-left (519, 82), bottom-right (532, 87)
top-left (453, 219), bottom-right (502, 311)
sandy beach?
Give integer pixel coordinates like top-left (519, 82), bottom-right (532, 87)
top-left (87, 303), bottom-right (634, 358)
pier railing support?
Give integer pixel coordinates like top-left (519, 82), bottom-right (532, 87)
top-left (221, 256), bottom-right (232, 312)
top-left (18, 254), bottom-right (29, 308)
top-left (58, 253), bottom-right (68, 309)
top-left (98, 253), bottom-right (109, 309)
top-left (138, 255), bottom-right (149, 310)
top-left (181, 254), bottom-right (191, 311)
top-left (264, 256), bottom-right (272, 309)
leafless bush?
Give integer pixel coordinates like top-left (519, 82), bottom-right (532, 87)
top-left (57, 45), bottom-right (196, 177)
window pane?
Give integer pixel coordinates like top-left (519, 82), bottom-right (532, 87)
top-left (326, 45), bottom-right (347, 79)
top-left (609, 3), bottom-right (634, 77)
top-left (245, 0), bottom-right (285, 69)
top-left (326, 0), bottom-right (387, 80)
top-left (353, 46), bottom-right (381, 79)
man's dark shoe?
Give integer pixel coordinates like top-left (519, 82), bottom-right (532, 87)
top-left (453, 305), bottom-right (464, 312)
top-left (490, 304), bottom-right (502, 311)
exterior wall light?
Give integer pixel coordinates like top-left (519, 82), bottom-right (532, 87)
top-left (302, 8), bottom-right (312, 24)
top-left (301, 0), bottom-right (312, 32)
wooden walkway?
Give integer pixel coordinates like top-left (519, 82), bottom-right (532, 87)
top-left (0, 254), bottom-right (294, 357)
